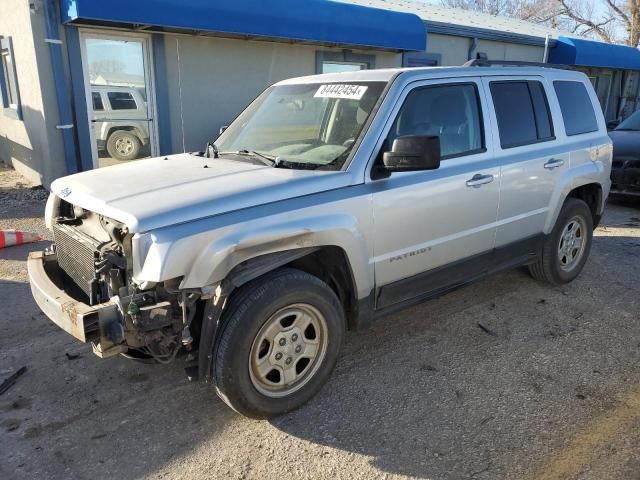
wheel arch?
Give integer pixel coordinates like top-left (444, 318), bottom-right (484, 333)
top-left (107, 125), bottom-right (145, 143)
top-left (221, 245), bottom-right (362, 331)
top-left (545, 179), bottom-right (605, 233)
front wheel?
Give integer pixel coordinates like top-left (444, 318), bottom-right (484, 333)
top-left (214, 268), bottom-right (345, 418)
top-left (529, 198), bottom-right (593, 284)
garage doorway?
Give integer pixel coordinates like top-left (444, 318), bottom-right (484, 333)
top-left (79, 31), bottom-right (159, 168)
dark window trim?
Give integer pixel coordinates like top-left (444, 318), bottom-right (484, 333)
top-left (490, 79), bottom-right (556, 150)
top-left (527, 80), bottom-right (555, 141)
top-left (315, 50), bottom-right (375, 74)
top-left (0, 36), bottom-right (22, 120)
top-left (553, 80), bottom-right (600, 137)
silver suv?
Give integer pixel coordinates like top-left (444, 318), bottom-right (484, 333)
top-left (29, 65), bottom-right (611, 418)
top-left (91, 85), bottom-right (150, 161)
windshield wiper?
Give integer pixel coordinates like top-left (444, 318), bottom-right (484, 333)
top-left (219, 149), bottom-right (277, 167)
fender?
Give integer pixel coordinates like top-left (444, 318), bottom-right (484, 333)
top-left (136, 206), bottom-right (375, 301)
top-left (183, 213), bottom-right (373, 298)
top-left (543, 160), bottom-right (609, 234)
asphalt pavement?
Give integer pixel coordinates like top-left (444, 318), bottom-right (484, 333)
top-left (1, 165), bottom-right (640, 480)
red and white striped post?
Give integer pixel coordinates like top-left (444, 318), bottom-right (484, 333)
top-left (0, 230), bottom-right (43, 249)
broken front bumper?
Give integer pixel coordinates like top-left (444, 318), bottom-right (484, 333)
top-left (27, 251), bottom-right (126, 357)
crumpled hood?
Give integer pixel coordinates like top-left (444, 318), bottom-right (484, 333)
top-left (50, 154), bottom-right (347, 233)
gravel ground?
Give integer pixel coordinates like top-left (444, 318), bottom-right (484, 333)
top-left (1, 165), bottom-right (640, 480)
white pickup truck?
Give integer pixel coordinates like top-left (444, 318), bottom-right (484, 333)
top-left (29, 63), bottom-right (611, 418)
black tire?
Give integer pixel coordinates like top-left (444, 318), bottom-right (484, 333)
top-left (106, 130), bottom-right (141, 161)
top-left (214, 268), bottom-right (345, 418)
top-left (528, 198), bottom-right (593, 284)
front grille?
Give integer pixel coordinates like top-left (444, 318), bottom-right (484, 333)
top-left (53, 223), bottom-right (100, 302)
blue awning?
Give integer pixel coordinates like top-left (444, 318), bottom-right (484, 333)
top-left (549, 36), bottom-right (640, 70)
top-left (60, 0), bottom-right (427, 52)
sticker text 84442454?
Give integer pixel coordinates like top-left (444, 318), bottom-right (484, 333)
top-left (314, 84), bottom-right (368, 100)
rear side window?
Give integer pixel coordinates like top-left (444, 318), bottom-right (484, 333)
top-left (107, 91), bottom-right (137, 110)
top-left (553, 81), bottom-right (599, 136)
top-left (490, 81), bottom-right (555, 149)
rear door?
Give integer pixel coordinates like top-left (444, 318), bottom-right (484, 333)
top-left (483, 76), bottom-right (566, 248)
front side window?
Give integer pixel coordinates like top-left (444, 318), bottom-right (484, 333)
top-left (553, 81), bottom-right (599, 136)
top-left (215, 82), bottom-right (386, 169)
top-left (387, 83), bottom-right (484, 159)
top-left (107, 91), bottom-right (137, 110)
top-left (490, 81), bottom-right (554, 149)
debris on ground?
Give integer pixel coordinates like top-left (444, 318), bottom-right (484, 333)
top-left (477, 322), bottom-right (498, 337)
top-left (0, 366), bottom-right (27, 395)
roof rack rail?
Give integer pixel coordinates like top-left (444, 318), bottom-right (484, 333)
top-left (462, 59), bottom-right (574, 70)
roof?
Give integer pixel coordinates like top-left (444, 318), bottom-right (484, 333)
top-left (345, 0), bottom-right (574, 46)
top-left (549, 36), bottom-right (640, 71)
top-left (276, 64), bottom-right (586, 85)
top-left (60, 0), bottom-right (427, 51)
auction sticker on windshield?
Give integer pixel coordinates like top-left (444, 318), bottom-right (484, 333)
top-left (314, 84), bottom-right (368, 100)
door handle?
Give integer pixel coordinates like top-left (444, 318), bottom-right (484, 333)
top-left (466, 174), bottom-right (494, 188)
top-left (544, 158), bottom-right (565, 169)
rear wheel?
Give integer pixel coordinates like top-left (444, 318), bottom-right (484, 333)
top-left (214, 268), bottom-right (345, 418)
top-left (529, 198), bottom-right (593, 284)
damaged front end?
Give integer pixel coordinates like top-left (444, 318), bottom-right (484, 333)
top-left (28, 199), bottom-right (202, 363)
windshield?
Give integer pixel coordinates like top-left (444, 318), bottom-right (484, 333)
top-left (616, 110), bottom-right (640, 131)
top-left (215, 82), bottom-right (387, 169)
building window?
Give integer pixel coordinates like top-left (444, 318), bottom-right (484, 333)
top-left (315, 51), bottom-right (375, 74)
top-left (402, 52), bottom-right (441, 67)
top-left (0, 36), bottom-right (21, 119)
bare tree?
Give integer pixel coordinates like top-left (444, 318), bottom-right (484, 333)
top-left (441, 0), bottom-right (640, 46)
top-left (440, 0), bottom-right (560, 23)
top-left (558, 0), bottom-right (640, 46)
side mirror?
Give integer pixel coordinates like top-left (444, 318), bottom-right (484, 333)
top-left (219, 125), bottom-right (229, 135)
top-left (383, 135), bottom-right (441, 172)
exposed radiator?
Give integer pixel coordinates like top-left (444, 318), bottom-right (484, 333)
top-left (53, 223), bottom-right (100, 302)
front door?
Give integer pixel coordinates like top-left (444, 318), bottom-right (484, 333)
top-left (80, 31), bottom-right (158, 168)
top-left (370, 78), bottom-right (500, 309)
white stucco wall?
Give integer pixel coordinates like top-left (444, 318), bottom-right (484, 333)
top-left (0, 0), bottom-right (67, 186)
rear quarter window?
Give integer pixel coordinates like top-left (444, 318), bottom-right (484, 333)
top-left (553, 81), bottom-right (599, 136)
